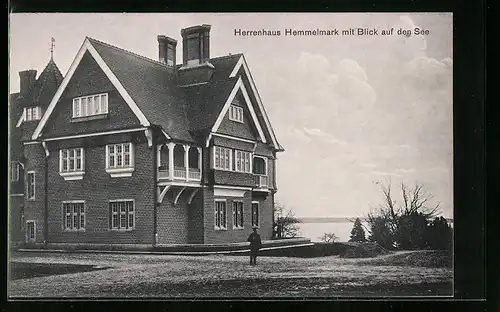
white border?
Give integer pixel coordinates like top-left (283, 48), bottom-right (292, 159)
top-left (43, 127), bottom-right (147, 142)
top-left (32, 38), bottom-right (151, 140)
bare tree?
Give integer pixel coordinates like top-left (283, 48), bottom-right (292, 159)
top-left (366, 180), bottom-right (442, 249)
top-left (319, 232), bottom-right (338, 243)
top-left (274, 202), bottom-right (300, 238)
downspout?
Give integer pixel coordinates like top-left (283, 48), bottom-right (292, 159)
top-left (153, 134), bottom-right (158, 247)
top-left (43, 142), bottom-right (49, 248)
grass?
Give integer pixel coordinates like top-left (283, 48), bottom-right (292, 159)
top-left (8, 250), bottom-right (453, 298)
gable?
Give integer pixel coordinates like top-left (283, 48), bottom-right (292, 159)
top-left (229, 55), bottom-right (281, 150)
top-left (216, 91), bottom-right (259, 141)
top-left (32, 38), bottom-right (150, 140)
top-left (42, 51), bottom-right (142, 138)
top-left (210, 76), bottom-right (267, 144)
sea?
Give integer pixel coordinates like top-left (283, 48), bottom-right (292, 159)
top-left (296, 219), bottom-right (365, 242)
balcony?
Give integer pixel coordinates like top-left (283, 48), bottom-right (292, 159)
top-left (157, 143), bottom-right (202, 183)
top-left (254, 174), bottom-right (268, 189)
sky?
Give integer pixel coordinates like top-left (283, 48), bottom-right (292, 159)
top-left (9, 13), bottom-right (453, 219)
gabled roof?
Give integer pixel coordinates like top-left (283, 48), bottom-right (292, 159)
top-left (15, 59), bottom-right (63, 128)
top-left (88, 38), bottom-right (194, 142)
top-left (31, 37), bottom-right (283, 150)
top-left (29, 59), bottom-right (64, 106)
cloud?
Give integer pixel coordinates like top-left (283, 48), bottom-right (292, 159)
top-left (303, 127), bottom-right (347, 145)
top-left (335, 59), bottom-right (377, 113)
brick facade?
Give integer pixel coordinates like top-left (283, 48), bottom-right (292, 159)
top-left (202, 189), bottom-right (273, 244)
top-left (43, 52), bottom-right (141, 138)
top-left (11, 29), bottom-right (282, 248)
top-left (46, 135), bottom-right (155, 245)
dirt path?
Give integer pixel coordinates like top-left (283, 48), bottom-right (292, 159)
top-left (8, 251), bottom-right (453, 298)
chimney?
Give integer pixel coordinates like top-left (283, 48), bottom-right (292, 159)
top-left (181, 24), bottom-right (211, 66)
top-left (157, 35), bottom-right (177, 66)
top-left (19, 69), bottom-right (37, 96)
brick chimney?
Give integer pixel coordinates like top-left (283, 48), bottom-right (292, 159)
top-left (19, 69), bottom-right (37, 96)
top-left (157, 35), bottom-right (177, 66)
top-left (181, 24), bottom-right (211, 66)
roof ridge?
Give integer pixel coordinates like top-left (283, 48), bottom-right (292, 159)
top-left (87, 37), bottom-right (175, 70)
top-left (210, 53), bottom-right (243, 61)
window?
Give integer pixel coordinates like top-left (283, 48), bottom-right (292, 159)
top-left (234, 150), bottom-right (252, 173)
top-left (26, 221), bottom-right (36, 242)
top-left (24, 106), bottom-right (41, 121)
top-left (214, 200), bottom-right (227, 230)
top-left (253, 157), bottom-right (267, 175)
top-left (107, 143), bottom-right (134, 169)
top-left (232, 201), bottom-right (244, 229)
top-left (229, 105), bottom-right (244, 123)
top-left (60, 148), bottom-right (85, 172)
top-left (109, 200), bottom-right (134, 230)
top-left (20, 206), bottom-right (25, 230)
top-left (26, 171), bottom-right (35, 200)
top-left (11, 161), bottom-right (20, 181)
top-left (72, 93), bottom-right (108, 118)
top-left (251, 202), bottom-right (259, 227)
top-left (62, 202), bottom-right (85, 231)
top-left (213, 146), bottom-right (232, 171)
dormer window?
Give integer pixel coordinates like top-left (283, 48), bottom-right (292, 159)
top-left (25, 106), bottom-right (41, 121)
top-left (73, 93), bottom-right (108, 118)
top-left (229, 105), bottom-right (244, 123)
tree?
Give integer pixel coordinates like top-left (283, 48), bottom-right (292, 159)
top-left (367, 180), bottom-right (442, 250)
top-left (273, 202), bottom-right (300, 238)
top-left (319, 232), bottom-right (338, 243)
top-left (349, 218), bottom-right (367, 242)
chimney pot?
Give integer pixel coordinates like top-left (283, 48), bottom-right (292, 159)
top-left (19, 69), bottom-right (37, 96)
top-left (181, 24), bottom-right (211, 66)
top-left (157, 35), bottom-right (177, 66)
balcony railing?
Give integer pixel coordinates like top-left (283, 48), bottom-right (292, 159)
top-left (157, 166), bottom-right (201, 181)
top-left (188, 168), bottom-right (201, 181)
top-left (254, 175), bottom-right (268, 188)
top-left (173, 166), bottom-right (187, 179)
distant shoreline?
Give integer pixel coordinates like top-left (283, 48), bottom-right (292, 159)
top-left (297, 217), bottom-right (454, 224)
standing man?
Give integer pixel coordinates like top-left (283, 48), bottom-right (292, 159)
top-left (247, 226), bottom-right (262, 265)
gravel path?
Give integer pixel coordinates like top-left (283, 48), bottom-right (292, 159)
top-left (8, 251), bottom-right (453, 298)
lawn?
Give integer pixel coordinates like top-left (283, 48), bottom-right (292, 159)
top-left (8, 250), bottom-right (452, 298)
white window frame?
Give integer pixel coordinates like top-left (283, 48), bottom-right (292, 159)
top-left (24, 106), bottom-right (41, 121)
top-left (109, 199), bottom-right (135, 231)
top-left (26, 171), bottom-right (35, 200)
top-left (213, 146), bottom-right (232, 171)
top-left (234, 150), bottom-right (252, 173)
top-left (253, 156), bottom-right (268, 176)
top-left (214, 199), bottom-right (227, 230)
top-left (26, 220), bottom-right (36, 242)
top-left (229, 104), bottom-right (244, 123)
top-left (11, 161), bottom-right (20, 182)
top-left (251, 201), bottom-right (260, 228)
top-left (59, 148), bottom-right (85, 180)
top-left (105, 143), bottom-right (135, 177)
top-left (232, 200), bottom-right (244, 229)
top-left (62, 201), bottom-right (86, 231)
top-left (72, 93), bottom-right (108, 118)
